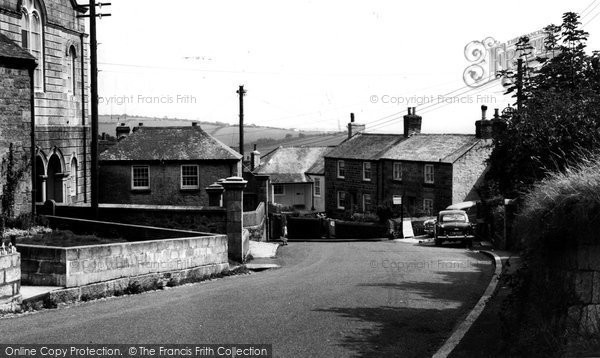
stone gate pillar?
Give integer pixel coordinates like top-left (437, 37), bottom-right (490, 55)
top-left (221, 176), bottom-right (248, 262)
top-left (205, 182), bottom-right (225, 207)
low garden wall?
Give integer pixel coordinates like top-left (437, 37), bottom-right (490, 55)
top-left (287, 217), bottom-right (387, 241)
top-left (243, 202), bottom-right (266, 242)
top-left (38, 203), bottom-right (227, 234)
top-left (18, 217), bottom-right (228, 288)
top-left (0, 252), bottom-right (21, 311)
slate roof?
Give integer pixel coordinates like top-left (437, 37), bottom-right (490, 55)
top-left (99, 126), bottom-right (242, 161)
top-left (0, 32), bottom-right (36, 64)
top-left (380, 134), bottom-right (482, 163)
top-left (256, 133), bottom-right (347, 156)
top-left (254, 146), bottom-right (330, 183)
top-left (324, 133), bottom-right (405, 160)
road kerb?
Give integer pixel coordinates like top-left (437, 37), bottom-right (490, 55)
top-left (432, 250), bottom-right (502, 358)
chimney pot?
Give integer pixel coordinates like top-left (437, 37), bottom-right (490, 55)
top-left (494, 108), bottom-right (500, 119)
top-left (481, 105), bottom-right (488, 120)
top-left (350, 113), bottom-right (355, 123)
top-left (412, 107), bottom-right (417, 115)
top-left (407, 107), bottom-right (412, 115)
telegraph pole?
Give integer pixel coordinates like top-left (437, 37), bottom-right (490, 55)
top-left (237, 85), bottom-right (246, 161)
top-left (79, 1), bottom-right (111, 218)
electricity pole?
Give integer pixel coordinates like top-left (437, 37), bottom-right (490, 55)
top-left (237, 85), bottom-right (246, 161)
top-left (79, 1), bottom-right (111, 218)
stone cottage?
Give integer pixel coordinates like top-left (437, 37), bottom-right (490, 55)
top-left (99, 124), bottom-right (242, 206)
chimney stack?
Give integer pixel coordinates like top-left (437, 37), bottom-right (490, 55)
top-left (475, 105), bottom-right (493, 139)
top-left (347, 113), bottom-right (365, 139)
top-left (116, 122), bottom-right (131, 139)
top-left (403, 107), bottom-right (422, 138)
top-left (250, 144), bottom-right (261, 171)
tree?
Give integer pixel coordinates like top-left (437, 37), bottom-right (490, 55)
top-left (488, 12), bottom-right (600, 197)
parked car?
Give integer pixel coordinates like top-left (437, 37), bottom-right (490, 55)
top-left (434, 210), bottom-right (475, 247)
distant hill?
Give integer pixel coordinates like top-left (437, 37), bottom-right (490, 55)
top-left (99, 115), bottom-right (342, 155)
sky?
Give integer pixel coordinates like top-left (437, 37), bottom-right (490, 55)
top-left (96, 0), bottom-right (600, 134)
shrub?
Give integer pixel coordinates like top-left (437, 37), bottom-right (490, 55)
top-left (125, 281), bottom-right (143, 295)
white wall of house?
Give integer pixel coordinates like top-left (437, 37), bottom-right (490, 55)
top-left (271, 183), bottom-right (313, 210)
top-left (310, 175), bottom-right (325, 212)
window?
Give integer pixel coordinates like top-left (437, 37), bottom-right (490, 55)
top-left (21, 0), bottom-right (44, 92)
top-left (363, 162), bottom-right (372, 181)
top-left (69, 158), bottom-right (77, 196)
top-left (362, 194), bottom-right (372, 212)
top-left (131, 166), bottom-right (150, 189)
top-left (337, 160), bottom-right (345, 178)
top-left (423, 199), bottom-right (434, 215)
top-left (393, 162), bottom-right (402, 181)
top-left (314, 177), bottom-right (321, 197)
top-left (67, 46), bottom-right (76, 95)
top-left (424, 164), bottom-right (434, 184)
top-left (180, 165), bottom-right (199, 189)
top-left (337, 191), bottom-right (346, 209)
top-left (273, 184), bottom-right (285, 196)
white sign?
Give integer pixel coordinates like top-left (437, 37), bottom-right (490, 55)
top-left (402, 220), bottom-right (415, 238)
top-left (392, 195), bottom-right (402, 205)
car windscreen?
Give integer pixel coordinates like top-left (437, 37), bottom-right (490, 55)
top-left (440, 213), bottom-right (467, 222)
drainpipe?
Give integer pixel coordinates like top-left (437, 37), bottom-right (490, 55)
top-left (80, 33), bottom-right (87, 203)
top-left (29, 66), bottom-right (36, 216)
top-left (310, 180), bottom-right (315, 211)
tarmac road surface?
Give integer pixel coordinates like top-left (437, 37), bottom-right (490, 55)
top-left (0, 241), bottom-right (493, 358)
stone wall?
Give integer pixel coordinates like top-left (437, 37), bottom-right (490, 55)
top-left (452, 140), bottom-right (492, 203)
top-left (552, 244), bottom-right (600, 337)
top-left (243, 202), bottom-right (266, 241)
top-left (0, 252), bottom-right (21, 312)
top-left (18, 234), bottom-right (228, 288)
top-left (325, 158), bottom-right (379, 218)
top-left (99, 161), bottom-right (236, 206)
top-left (40, 203), bottom-right (227, 234)
top-left (382, 160), bottom-right (453, 216)
top-left (0, 63), bottom-right (32, 217)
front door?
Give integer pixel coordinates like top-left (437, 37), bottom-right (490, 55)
top-left (293, 184), bottom-right (305, 208)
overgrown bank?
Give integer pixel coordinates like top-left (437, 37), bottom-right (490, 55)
top-left (501, 157), bottom-right (600, 356)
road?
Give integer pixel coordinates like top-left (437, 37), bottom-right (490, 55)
top-left (0, 241), bottom-right (493, 358)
